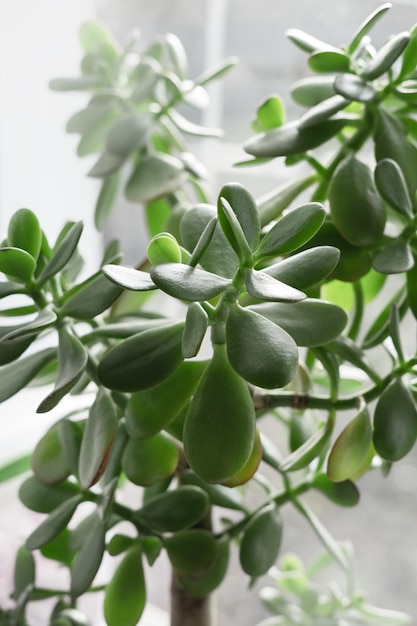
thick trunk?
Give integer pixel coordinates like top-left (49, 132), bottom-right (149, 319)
top-left (170, 570), bottom-right (213, 626)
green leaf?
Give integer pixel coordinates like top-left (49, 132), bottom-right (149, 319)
top-left (219, 183), bottom-right (261, 252)
top-left (37, 327), bottom-right (88, 413)
top-left (179, 536), bottom-right (230, 598)
top-left (291, 76), bottom-right (336, 107)
top-left (226, 304), bottom-right (298, 389)
top-left (299, 95), bottom-right (349, 129)
top-left (194, 56), bottom-right (238, 86)
top-left (308, 50), bottom-right (350, 74)
top-left (70, 513), bottom-right (105, 597)
top-left (125, 153), bottom-right (186, 203)
top-left (150, 263), bottom-right (231, 301)
top-left (254, 95), bottom-right (285, 131)
top-left (40, 528), bottom-right (75, 567)
top-left (217, 198), bottom-right (253, 266)
top-left (88, 151), bottom-right (125, 178)
top-left (136, 486), bottom-right (209, 532)
top-left (312, 474), bottom-right (360, 507)
top-left (31, 422), bottom-right (71, 485)
top-left (329, 155), bottom-right (385, 246)
top-left (0, 247), bottom-right (36, 283)
top-left (244, 268), bottom-right (305, 302)
top-left (104, 545), bottom-right (146, 626)
top-left (372, 239), bottom-right (414, 274)
top-left (0, 308), bottom-right (57, 344)
top-left (8, 209), bottom-right (42, 260)
top-left (165, 529), bottom-right (218, 576)
top-left (240, 504), bottom-right (283, 577)
top-left (334, 73), bottom-right (377, 103)
top-left (0, 347), bottom-right (56, 403)
top-left (95, 173), bottom-right (121, 230)
top-left (187, 217), bottom-right (218, 268)
top-left (0, 454), bottom-right (31, 484)
top-left (374, 158), bottom-right (412, 217)
top-left (251, 299), bottom-right (347, 347)
top-left (389, 303), bottom-right (405, 362)
top-left (49, 76), bottom-right (102, 91)
top-left (407, 259), bottom-right (417, 319)
top-left (373, 378), bottom-right (417, 462)
top-left (26, 494), bottom-right (83, 550)
top-left (180, 469), bottom-right (246, 512)
top-left (58, 419), bottom-right (84, 477)
top-left (325, 336), bottom-right (380, 383)
top-left (244, 118), bottom-right (347, 158)
top-left (19, 477), bottom-right (80, 513)
top-left (60, 272), bottom-right (122, 319)
top-left (14, 546), bottom-right (35, 598)
top-left (399, 26), bottom-right (417, 80)
top-left (182, 303), bottom-right (209, 358)
top-left (37, 222), bottom-right (83, 286)
top-left (0, 326), bottom-right (35, 366)
top-left (327, 406), bottom-right (372, 482)
top-left (361, 32), bottom-right (410, 80)
top-left (106, 112), bottom-right (152, 158)
top-left (286, 29), bottom-right (339, 54)
top-left (79, 388), bottom-right (118, 488)
top-left (257, 202), bottom-right (326, 258)
top-left (280, 425), bottom-right (331, 472)
top-left (168, 109), bottom-right (223, 138)
top-left (79, 21), bottom-right (118, 54)
top-left (98, 321), bottom-right (184, 392)
top-left (348, 3), bottom-right (392, 54)
top-left (102, 264), bottom-right (156, 291)
top-left (122, 433), bottom-right (179, 486)
top-left (263, 246), bottom-right (340, 290)
top-left (147, 232), bottom-right (182, 265)
top-left (363, 287), bottom-right (407, 349)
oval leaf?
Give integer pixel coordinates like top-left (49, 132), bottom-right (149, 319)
top-left (8, 209), bottom-right (42, 259)
top-left (150, 263), bottom-right (231, 301)
top-left (327, 407), bottom-right (372, 482)
top-left (374, 158), bottom-right (412, 217)
top-left (239, 504), bottom-right (283, 577)
top-left (165, 529), bottom-right (218, 576)
top-left (263, 246), bottom-right (340, 290)
top-left (70, 513), bottom-right (105, 597)
top-left (125, 153), bottom-right (186, 203)
top-left (136, 486), bottom-right (209, 532)
top-left (122, 433), bottom-right (179, 486)
top-left (104, 545), bottom-right (146, 626)
top-left (102, 264), bottom-right (156, 291)
top-left (26, 495), bottom-right (82, 551)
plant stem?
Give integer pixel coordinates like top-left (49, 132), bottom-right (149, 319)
top-left (170, 572), bottom-right (213, 626)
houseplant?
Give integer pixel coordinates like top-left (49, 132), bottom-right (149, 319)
top-left (1, 3), bottom-right (416, 624)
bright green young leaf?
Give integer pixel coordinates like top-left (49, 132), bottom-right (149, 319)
top-left (102, 264), bottom-right (156, 291)
top-left (291, 76), bottom-right (336, 107)
top-left (125, 153), bottom-right (187, 203)
top-left (251, 299), bottom-right (347, 347)
top-left (19, 476), bottom-right (80, 514)
top-left (373, 378), bottom-right (417, 461)
top-left (360, 31), bottom-right (410, 80)
top-left (327, 406), bottom-right (372, 482)
top-left (348, 3), bottom-right (392, 54)
top-left (299, 95), bottom-right (349, 129)
top-left (60, 272), bottom-right (122, 319)
top-left (150, 263), bottom-right (231, 301)
top-left (164, 529), bottom-right (218, 576)
top-left (372, 238), bottom-right (413, 274)
top-left (136, 486), bottom-right (209, 532)
top-left (0, 247), bottom-right (36, 283)
top-left (79, 388), bottom-right (118, 488)
top-left (70, 513), bottom-right (106, 597)
top-left (0, 347), bottom-right (56, 403)
top-left (95, 173), bottom-right (121, 230)
top-left (239, 504), bottom-right (283, 577)
top-left (254, 95), bottom-right (285, 131)
top-left (308, 50), bottom-right (350, 74)
top-left (106, 112), bottom-right (152, 158)
top-left (8, 209), bottom-right (42, 260)
top-left (334, 73), bottom-right (377, 103)
top-left (329, 155), bottom-right (385, 246)
top-left (257, 202), bottom-right (326, 258)
top-left (37, 326), bottom-right (88, 413)
top-left (226, 305), bottom-right (298, 389)
top-left (37, 222), bottom-right (83, 286)
top-left (312, 474), bottom-right (360, 507)
top-left (147, 232), bottom-right (182, 265)
top-left (14, 546), bottom-right (35, 598)
top-left (182, 303), bottom-right (209, 358)
top-left (244, 118), bottom-right (347, 158)
top-left (374, 158), bottom-right (413, 217)
top-left (104, 545), bottom-right (146, 626)
top-left (122, 433), bottom-right (178, 486)
top-left (263, 246), bottom-right (340, 290)
top-left (26, 495), bottom-right (83, 551)
top-left (219, 183), bottom-right (260, 252)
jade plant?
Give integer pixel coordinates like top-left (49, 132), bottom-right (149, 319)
top-left (1, 4), bottom-right (417, 625)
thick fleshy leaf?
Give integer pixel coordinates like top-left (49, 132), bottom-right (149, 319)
top-left (98, 321), bottom-right (184, 392)
top-left (251, 299), bottom-right (347, 347)
top-left (257, 202), bottom-right (325, 258)
top-left (79, 388), bottom-right (118, 488)
top-left (104, 545), bottom-right (146, 626)
top-left (187, 218), bottom-right (217, 268)
top-left (14, 546), bottom-right (36, 598)
top-left (0, 308), bottom-right (57, 344)
top-left (106, 112), bottom-right (152, 158)
top-left (37, 222), bottom-right (83, 286)
top-left (244, 118), bottom-right (347, 158)
top-left (169, 109), bottom-right (223, 138)
top-left (263, 246), bottom-right (340, 290)
top-left (254, 95), bottom-right (285, 131)
top-left (374, 159), bottom-right (413, 217)
top-left (226, 305), bottom-right (298, 389)
top-left (88, 151), bottom-right (125, 178)
top-left (0, 347), bottom-right (56, 403)
top-left (70, 513), bottom-right (105, 597)
top-left (150, 263), bottom-right (231, 301)
top-left (361, 32), bottom-right (410, 80)
top-left (165, 529), bottom-right (218, 576)
top-left (291, 76), bottom-right (336, 107)
top-left (102, 264), bottom-right (156, 291)
top-left (325, 336), bottom-right (380, 383)
top-left (334, 73), bottom-right (377, 103)
top-left (8, 209), bottom-right (42, 260)
top-left (136, 486), bottom-right (209, 532)
top-left (348, 3), bottom-right (392, 54)
top-left (299, 95), bottom-right (349, 129)
top-left (60, 272), bottom-right (122, 319)
top-left (122, 433), bottom-right (179, 486)
top-left (217, 198), bottom-right (253, 265)
top-left (26, 495), bottom-right (83, 550)
top-left (125, 153), bottom-right (186, 203)
top-left (362, 287), bottom-right (407, 349)
top-left (286, 29), bottom-right (339, 54)
top-left (95, 172), bottom-right (121, 230)
top-left (0, 328), bottom-right (34, 366)
top-left (327, 407), bottom-right (372, 482)
top-left (308, 50), bottom-right (350, 74)
top-left (399, 26), bottom-right (417, 80)
top-left (244, 269), bottom-right (305, 303)
top-left (31, 422), bottom-right (71, 485)
top-left (0, 247), bottom-right (36, 283)
top-left (180, 469), bottom-right (246, 512)
top-left (329, 155), bottom-right (385, 246)
top-left (180, 204), bottom-right (238, 278)
top-left (37, 327), bottom-right (88, 413)
top-left (312, 474), bottom-right (360, 507)
top-left (19, 477), bottom-right (80, 514)
top-left (179, 536), bottom-right (230, 598)
top-left (407, 259), bottom-right (417, 320)
top-left (372, 239), bottom-right (414, 274)
top-left (147, 233), bottom-right (182, 265)
top-left (219, 183), bottom-right (260, 252)
top-left (239, 504), bottom-right (283, 577)
top-left (182, 303), bottom-right (209, 358)
top-left (373, 378), bottom-right (417, 461)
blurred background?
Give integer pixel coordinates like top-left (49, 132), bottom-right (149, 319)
top-left (1, 1), bottom-right (417, 624)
